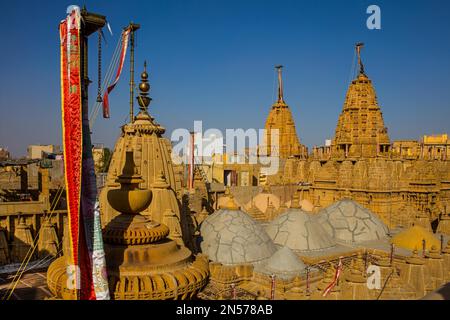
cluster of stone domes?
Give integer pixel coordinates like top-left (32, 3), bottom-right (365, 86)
top-left (200, 192), bottom-right (392, 270)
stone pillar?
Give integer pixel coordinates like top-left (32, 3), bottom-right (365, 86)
top-left (20, 166), bottom-right (28, 193)
top-left (38, 167), bottom-right (50, 207)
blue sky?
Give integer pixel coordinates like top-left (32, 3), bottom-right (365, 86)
top-left (1, 0), bottom-right (449, 157)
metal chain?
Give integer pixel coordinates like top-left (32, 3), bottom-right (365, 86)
top-left (96, 29), bottom-right (102, 102)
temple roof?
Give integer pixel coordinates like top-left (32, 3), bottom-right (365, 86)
top-left (265, 208), bottom-right (336, 252)
top-left (254, 246), bottom-right (306, 279)
top-left (316, 199), bottom-right (389, 244)
top-left (391, 225), bottom-right (440, 251)
top-left (200, 207), bottom-right (276, 265)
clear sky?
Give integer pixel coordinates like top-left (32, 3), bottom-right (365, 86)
top-left (1, 0), bottom-right (450, 157)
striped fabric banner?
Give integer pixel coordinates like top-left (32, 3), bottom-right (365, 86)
top-left (102, 27), bottom-right (131, 118)
top-left (60, 6), bottom-right (110, 300)
top-left (322, 258), bottom-right (343, 297)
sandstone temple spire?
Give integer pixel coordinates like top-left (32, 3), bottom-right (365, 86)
top-left (260, 65), bottom-right (307, 159)
top-left (331, 43), bottom-right (390, 158)
top-left (99, 62), bottom-right (194, 248)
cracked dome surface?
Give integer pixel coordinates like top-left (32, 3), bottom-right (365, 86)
top-left (265, 208), bottom-right (336, 252)
top-left (316, 199), bottom-right (389, 244)
top-left (200, 208), bottom-right (277, 265)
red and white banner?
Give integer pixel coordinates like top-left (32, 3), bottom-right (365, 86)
top-left (322, 258), bottom-right (343, 297)
top-left (60, 6), bottom-right (110, 300)
top-left (102, 27), bottom-right (131, 118)
top-left (60, 7), bottom-right (86, 299)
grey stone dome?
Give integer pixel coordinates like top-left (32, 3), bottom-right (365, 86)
top-left (254, 246), bottom-right (306, 280)
top-left (200, 208), bottom-right (277, 265)
top-left (316, 199), bottom-right (389, 244)
top-left (265, 208), bottom-right (336, 252)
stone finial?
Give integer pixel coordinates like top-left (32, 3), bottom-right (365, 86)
top-left (163, 209), bottom-right (182, 239)
top-left (137, 61), bottom-right (152, 112)
top-left (107, 151), bottom-right (151, 215)
top-left (426, 245), bottom-right (442, 259)
top-left (115, 151), bottom-right (144, 187)
top-left (406, 248), bottom-right (425, 265)
top-left (220, 193), bottom-right (240, 211)
top-left (152, 170), bottom-right (170, 189)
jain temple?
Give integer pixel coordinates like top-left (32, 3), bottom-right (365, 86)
top-left (0, 7), bottom-right (449, 301)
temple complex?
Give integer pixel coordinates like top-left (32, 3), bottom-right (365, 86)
top-left (0, 8), bottom-right (448, 300)
top-left (277, 44), bottom-right (450, 231)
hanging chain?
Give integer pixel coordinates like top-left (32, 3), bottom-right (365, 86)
top-left (96, 29), bottom-right (103, 103)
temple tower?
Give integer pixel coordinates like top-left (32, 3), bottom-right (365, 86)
top-left (332, 43), bottom-right (390, 158)
top-left (262, 66), bottom-right (307, 159)
top-left (99, 63), bottom-right (189, 245)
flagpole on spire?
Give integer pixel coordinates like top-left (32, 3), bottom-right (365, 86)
top-left (128, 22), bottom-right (140, 124)
top-left (275, 65), bottom-right (284, 103)
top-left (356, 42), bottom-right (365, 75)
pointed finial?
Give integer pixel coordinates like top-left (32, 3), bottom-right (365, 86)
top-left (137, 62), bottom-right (151, 112)
top-left (355, 43), bottom-right (365, 75)
top-left (220, 193), bottom-right (240, 210)
top-left (115, 151), bottom-right (144, 187)
top-left (275, 65), bottom-right (284, 104)
top-left (152, 170), bottom-right (170, 188)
